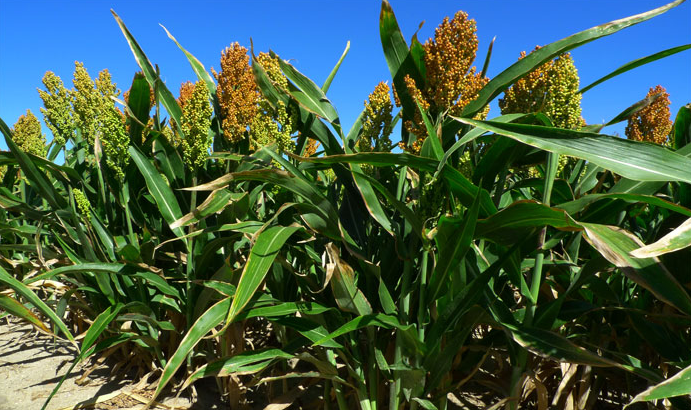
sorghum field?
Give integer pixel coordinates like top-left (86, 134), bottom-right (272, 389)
top-left (1, 1), bottom-right (691, 409)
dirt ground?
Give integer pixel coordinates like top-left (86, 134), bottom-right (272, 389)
top-left (0, 319), bottom-right (489, 410)
top-left (0, 320), bottom-right (224, 410)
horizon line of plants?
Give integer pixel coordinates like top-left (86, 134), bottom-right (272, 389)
top-left (1, 1), bottom-right (691, 409)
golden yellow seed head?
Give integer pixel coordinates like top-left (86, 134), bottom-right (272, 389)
top-left (213, 43), bottom-right (258, 143)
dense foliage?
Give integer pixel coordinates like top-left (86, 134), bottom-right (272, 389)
top-left (1, 1), bottom-right (691, 409)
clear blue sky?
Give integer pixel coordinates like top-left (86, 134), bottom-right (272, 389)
top-left (1, 0), bottom-right (690, 154)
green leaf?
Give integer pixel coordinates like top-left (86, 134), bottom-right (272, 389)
top-left (352, 170), bottom-right (424, 239)
top-left (25, 262), bottom-right (125, 284)
top-left (160, 24), bottom-right (217, 98)
top-left (225, 225), bottom-right (304, 325)
top-left (170, 189), bottom-right (232, 229)
top-left (0, 294), bottom-right (50, 332)
top-left (413, 398), bottom-right (439, 410)
top-left (480, 36), bottom-right (496, 78)
top-left (187, 169), bottom-right (338, 229)
top-left (630, 217), bottom-right (691, 258)
top-left (379, 0), bottom-right (409, 81)
top-left (455, 118), bottom-right (691, 184)
top-left (628, 363), bottom-right (691, 405)
top-left (461, 0), bottom-right (686, 117)
top-left (417, 101), bottom-right (443, 159)
top-left (294, 152), bottom-right (497, 216)
top-left (673, 104), bottom-right (691, 150)
top-left (276, 55), bottom-right (342, 136)
top-left (434, 113), bottom-right (525, 180)
top-left (1, 118), bottom-right (66, 209)
top-left (322, 41), bottom-right (350, 93)
top-left (125, 72), bottom-right (152, 145)
top-left (312, 313), bottom-right (420, 351)
top-left (111, 10), bottom-right (183, 134)
top-left (502, 323), bottom-right (621, 367)
top-left (0, 265), bottom-right (74, 343)
top-left (557, 193), bottom-right (691, 217)
top-left (580, 44), bottom-right (691, 93)
top-left (40, 303), bottom-right (125, 410)
top-left (129, 146), bottom-right (186, 239)
top-left (152, 297), bottom-right (231, 403)
top-left (582, 223), bottom-right (691, 316)
top-left (476, 201), bottom-right (582, 246)
top-left (427, 192), bottom-right (481, 302)
top-left (182, 348), bottom-right (294, 391)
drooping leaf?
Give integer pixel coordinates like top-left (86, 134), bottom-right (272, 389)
top-left (170, 189), bottom-right (233, 229)
top-left (455, 118), bottom-right (691, 184)
top-left (628, 363), bottom-right (691, 405)
top-left (476, 201), bottom-right (583, 246)
top-left (0, 294), bottom-right (50, 332)
top-left (582, 223), bottom-right (691, 316)
top-left (502, 322), bottom-right (622, 367)
top-left (0, 266), bottom-right (74, 343)
top-left (630, 217), bottom-right (691, 258)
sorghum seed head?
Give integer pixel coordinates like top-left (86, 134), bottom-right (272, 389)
top-left (180, 81), bottom-right (213, 170)
top-left (625, 85), bottom-right (673, 145)
top-left (358, 82), bottom-right (394, 153)
top-left (38, 71), bottom-right (75, 145)
top-left (12, 109), bottom-right (45, 157)
top-left (73, 188), bottom-right (91, 220)
top-left (499, 48), bottom-right (583, 130)
top-left (213, 43), bottom-right (258, 143)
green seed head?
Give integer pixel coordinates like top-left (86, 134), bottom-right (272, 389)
top-left (358, 82), bottom-right (394, 154)
top-left (180, 81), bottom-right (213, 170)
top-left (12, 109), bottom-right (46, 157)
top-left (72, 188), bottom-right (91, 220)
top-left (99, 103), bottom-right (129, 181)
top-left (71, 62), bottom-right (101, 146)
top-left (250, 100), bottom-right (296, 153)
top-left (38, 71), bottom-right (75, 146)
top-left (499, 48), bottom-right (583, 130)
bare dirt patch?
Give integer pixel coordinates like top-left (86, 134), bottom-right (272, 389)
top-left (0, 320), bottom-right (223, 410)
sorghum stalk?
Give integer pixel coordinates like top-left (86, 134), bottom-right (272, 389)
top-left (510, 151), bottom-right (559, 409)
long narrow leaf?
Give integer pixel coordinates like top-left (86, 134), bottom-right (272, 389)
top-left (225, 225), bottom-right (304, 325)
top-left (630, 217), bottom-right (691, 258)
top-left (628, 363), bottom-right (691, 405)
top-left (580, 44), bottom-right (691, 93)
top-left (461, 0), bottom-right (685, 117)
top-left (152, 297), bottom-right (231, 403)
top-left (111, 10), bottom-right (184, 132)
top-left (455, 118), bottom-right (691, 184)
top-left (583, 223), bottom-right (691, 316)
top-left (322, 41), bottom-right (350, 93)
top-left (0, 266), bottom-right (74, 343)
top-left (129, 146), bottom-right (186, 238)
